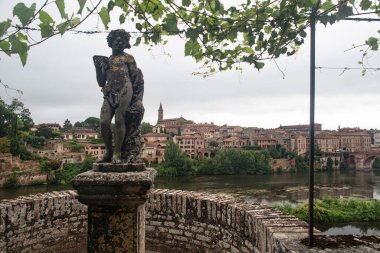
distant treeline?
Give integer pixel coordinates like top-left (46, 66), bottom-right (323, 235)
top-left (156, 142), bottom-right (309, 177)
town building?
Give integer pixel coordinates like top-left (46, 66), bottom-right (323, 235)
top-left (141, 133), bottom-right (170, 164)
top-left (278, 123), bottom-right (322, 133)
top-left (173, 133), bottom-right (204, 158)
top-left (290, 134), bottom-right (308, 155)
top-left (337, 128), bottom-right (371, 152)
top-left (315, 132), bottom-right (340, 153)
top-left (221, 136), bottom-right (249, 149)
top-left (156, 103), bottom-right (190, 126)
top-left (219, 125), bottom-right (244, 137)
top-left (63, 127), bottom-right (98, 142)
top-left (142, 143), bottom-right (166, 164)
top-left (250, 136), bottom-right (277, 148)
top-left (84, 143), bottom-right (106, 160)
top-left (374, 132), bottom-right (380, 146)
top-left (32, 123), bottom-right (61, 132)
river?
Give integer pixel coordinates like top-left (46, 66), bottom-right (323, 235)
top-left (1, 170), bottom-right (380, 235)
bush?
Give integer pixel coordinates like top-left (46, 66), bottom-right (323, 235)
top-left (373, 157), bottom-right (380, 169)
top-left (276, 197), bottom-right (380, 223)
top-left (29, 180), bottom-right (47, 186)
top-left (54, 157), bottom-right (94, 185)
top-left (4, 172), bottom-right (20, 188)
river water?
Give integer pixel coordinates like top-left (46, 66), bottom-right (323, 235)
top-left (1, 170), bottom-right (380, 235)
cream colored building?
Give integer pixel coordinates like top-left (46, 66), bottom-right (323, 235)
top-left (250, 136), bottom-right (277, 148)
top-left (290, 134), bottom-right (307, 155)
top-left (174, 134), bottom-right (204, 158)
top-left (315, 132), bottom-right (340, 153)
top-left (84, 143), bottom-right (106, 160)
top-left (337, 131), bottom-right (371, 152)
top-left (221, 136), bottom-right (249, 149)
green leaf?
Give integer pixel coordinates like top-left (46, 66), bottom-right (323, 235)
top-left (134, 37), bottom-right (142, 46)
top-left (55, 0), bottom-right (67, 19)
top-left (70, 17), bottom-right (81, 27)
top-left (99, 7), bottom-right (110, 29)
top-left (360, 0), bottom-right (372, 11)
top-left (9, 34), bottom-right (29, 66)
top-left (241, 47), bottom-right (253, 54)
top-left (39, 23), bottom-right (54, 38)
top-left (366, 37), bottom-right (379, 50)
top-left (185, 39), bottom-right (202, 57)
top-left (186, 28), bottom-right (201, 40)
top-left (254, 61), bottom-right (265, 70)
top-left (163, 13), bottom-right (179, 33)
top-left (77, 0), bottom-right (87, 14)
top-left (119, 14), bottom-right (126, 24)
top-left (182, 0), bottom-right (191, 7)
top-left (0, 19), bottom-right (12, 38)
top-left (57, 21), bottom-right (70, 35)
top-left (0, 41), bottom-right (11, 56)
top-left (115, 0), bottom-right (128, 8)
top-left (13, 3), bottom-right (36, 26)
top-left (107, 1), bottom-right (115, 11)
top-left (321, 0), bottom-right (334, 11)
top-left (39, 10), bottom-right (54, 24)
top-left (337, 5), bottom-right (353, 19)
top-left (18, 32), bottom-right (28, 41)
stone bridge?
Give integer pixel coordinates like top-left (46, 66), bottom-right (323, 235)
top-left (347, 151), bottom-right (380, 171)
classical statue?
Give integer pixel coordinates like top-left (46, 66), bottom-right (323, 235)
top-left (93, 29), bottom-right (144, 164)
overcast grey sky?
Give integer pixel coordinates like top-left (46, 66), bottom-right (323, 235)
top-left (1, 1), bottom-right (379, 130)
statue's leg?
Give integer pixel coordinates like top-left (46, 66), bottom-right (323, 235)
top-left (121, 113), bottom-right (133, 160)
top-left (113, 90), bottom-right (132, 164)
top-left (99, 100), bottom-right (114, 162)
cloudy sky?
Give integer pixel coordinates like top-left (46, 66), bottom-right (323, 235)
top-left (1, 1), bottom-right (379, 130)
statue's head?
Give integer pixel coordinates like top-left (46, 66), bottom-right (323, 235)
top-left (107, 29), bottom-right (131, 49)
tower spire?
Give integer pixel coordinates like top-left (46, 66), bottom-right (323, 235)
top-left (158, 102), bottom-right (163, 122)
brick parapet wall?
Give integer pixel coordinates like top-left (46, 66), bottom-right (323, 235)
top-left (0, 190), bottom-right (87, 253)
top-left (0, 189), bottom-right (310, 253)
top-left (145, 189), bottom-right (310, 253)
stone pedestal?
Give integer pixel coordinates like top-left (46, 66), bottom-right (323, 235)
top-left (72, 166), bottom-right (156, 253)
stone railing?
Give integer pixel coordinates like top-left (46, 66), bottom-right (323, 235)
top-left (0, 191), bottom-right (87, 253)
top-left (145, 189), bottom-right (309, 253)
top-left (0, 189), bottom-right (310, 253)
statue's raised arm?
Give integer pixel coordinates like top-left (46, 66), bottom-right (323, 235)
top-left (93, 55), bottom-right (109, 87)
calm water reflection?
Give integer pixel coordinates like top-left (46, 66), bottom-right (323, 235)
top-left (317, 222), bottom-right (380, 236)
top-left (0, 184), bottom-right (72, 200)
top-left (155, 170), bottom-right (380, 205)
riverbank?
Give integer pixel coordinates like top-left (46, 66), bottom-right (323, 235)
top-left (275, 197), bottom-right (380, 223)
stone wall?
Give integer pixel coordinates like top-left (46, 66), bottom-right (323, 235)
top-left (0, 191), bottom-right (87, 253)
top-left (269, 159), bottom-right (295, 173)
top-left (0, 189), bottom-right (311, 253)
top-left (0, 153), bottom-right (45, 187)
top-left (145, 189), bottom-right (310, 253)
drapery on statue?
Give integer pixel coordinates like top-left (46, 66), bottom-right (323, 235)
top-left (93, 29), bottom-right (144, 164)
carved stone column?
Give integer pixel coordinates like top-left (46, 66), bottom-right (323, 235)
top-left (72, 164), bottom-right (156, 253)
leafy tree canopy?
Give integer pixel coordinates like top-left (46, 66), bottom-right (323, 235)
top-left (35, 124), bottom-right (53, 139)
top-left (140, 121), bottom-right (153, 134)
top-left (82, 116), bottom-right (100, 130)
top-left (62, 118), bottom-right (72, 131)
top-left (0, 0), bottom-right (378, 73)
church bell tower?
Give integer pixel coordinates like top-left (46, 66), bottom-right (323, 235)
top-left (158, 102), bottom-right (163, 123)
